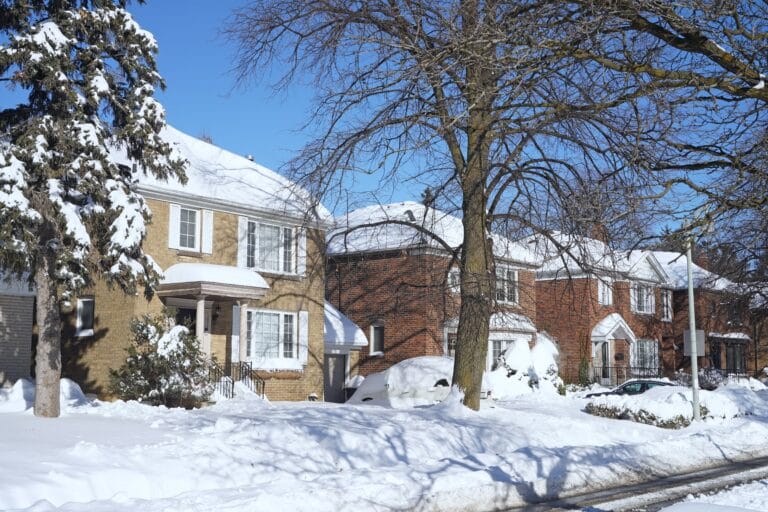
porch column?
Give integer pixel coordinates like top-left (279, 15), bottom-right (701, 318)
top-left (196, 295), bottom-right (209, 357)
top-left (239, 300), bottom-right (249, 362)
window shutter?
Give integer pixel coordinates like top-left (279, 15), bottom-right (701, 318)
top-left (298, 310), bottom-right (309, 364)
top-left (168, 204), bottom-right (181, 249)
top-left (231, 305), bottom-right (240, 362)
top-left (630, 284), bottom-right (637, 312)
top-left (297, 228), bottom-right (307, 276)
top-left (237, 216), bottom-right (248, 268)
top-left (202, 210), bottom-right (213, 254)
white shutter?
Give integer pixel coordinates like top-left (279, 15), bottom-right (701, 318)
top-left (298, 310), bottom-right (309, 365)
top-left (231, 305), bottom-right (240, 362)
top-left (237, 216), bottom-right (248, 268)
top-left (202, 209), bottom-right (213, 254)
top-left (651, 287), bottom-right (656, 313)
top-left (168, 204), bottom-right (181, 249)
top-left (630, 283), bottom-right (637, 312)
top-left (297, 228), bottom-right (307, 276)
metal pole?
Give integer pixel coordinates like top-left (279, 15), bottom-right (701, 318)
top-left (686, 240), bottom-right (701, 421)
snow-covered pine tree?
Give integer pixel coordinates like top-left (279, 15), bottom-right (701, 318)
top-left (0, 1), bottom-right (185, 417)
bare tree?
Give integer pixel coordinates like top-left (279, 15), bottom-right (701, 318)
top-left (226, 0), bottom-right (661, 409)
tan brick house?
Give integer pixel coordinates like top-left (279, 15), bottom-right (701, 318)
top-left (326, 202), bottom-right (542, 378)
top-left (1, 126), bottom-right (344, 401)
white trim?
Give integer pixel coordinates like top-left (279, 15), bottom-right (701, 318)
top-left (598, 277), bottom-right (613, 306)
top-left (296, 228), bottom-right (307, 276)
top-left (245, 308), bottom-right (302, 370)
top-left (237, 216), bottom-right (248, 268)
top-left (168, 203), bottom-right (181, 250)
top-left (75, 297), bottom-right (95, 338)
top-left (201, 209), bottom-right (213, 254)
top-left (369, 324), bottom-right (385, 356)
top-left (661, 289), bottom-right (673, 322)
top-left (495, 266), bottom-right (519, 305)
top-left (177, 206), bottom-right (200, 252)
top-left (631, 282), bottom-right (656, 315)
top-left (245, 219), bottom-right (300, 276)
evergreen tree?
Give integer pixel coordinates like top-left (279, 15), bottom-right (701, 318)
top-left (0, 1), bottom-right (185, 417)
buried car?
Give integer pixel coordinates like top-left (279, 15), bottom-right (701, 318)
top-left (347, 356), bottom-right (491, 407)
top-left (585, 379), bottom-right (673, 398)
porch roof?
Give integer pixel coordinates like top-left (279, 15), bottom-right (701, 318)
top-left (709, 332), bottom-right (751, 343)
top-left (157, 263), bottom-right (269, 300)
top-left (324, 302), bottom-right (368, 349)
top-left (591, 313), bottom-right (636, 344)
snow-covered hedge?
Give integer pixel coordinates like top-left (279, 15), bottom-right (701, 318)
top-left (109, 314), bottom-right (216, 408)
top-left (585, 384), bottom-right (768, 428)
top-left (485, 332), bottom-right (564, 400)
top-left (0, 378), bottom-right (88, 413)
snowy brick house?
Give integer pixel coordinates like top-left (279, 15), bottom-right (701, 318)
top-left (0, 126), bottom-right (371, 402)
top-left (325, 201), bottom-right (543, 378)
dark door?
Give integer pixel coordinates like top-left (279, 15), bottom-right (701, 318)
top-left (324, 354), bottom-right (347, 403)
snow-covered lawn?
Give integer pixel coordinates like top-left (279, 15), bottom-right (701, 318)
top-left (663, 479), bottom-right (768, 512)
top-left (3, 380), bottom-right (768, 512)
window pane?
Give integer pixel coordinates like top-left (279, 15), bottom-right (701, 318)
top-left (247, 221), bottom-right (256, 268)
top-left (179, 208), bottom-right (197, 249)
top-left (283, 228), bottom-right (293, 273)
top-left (446, 332), bottom-right (457, 357)
top-left (78, 299), bottom-right (94, 333)
top-left (252, 312), bottom-right (280, 358)
top-left (283, 314), bottom-right (295, 358)
top-left (372, 325), bottom-right (384, 353)
top-left (246, 311), bottom-right (253, 358)
top-left (259, 224), bottom-right (281, 271)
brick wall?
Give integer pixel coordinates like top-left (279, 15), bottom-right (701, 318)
top-left (61, 198), bottom-right (327, 402)
top-left (0, 295), bottom-right (34, 386)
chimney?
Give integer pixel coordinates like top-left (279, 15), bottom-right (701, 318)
top-left (694, 252), bottom-right (710, 270)
top-left (589, 223), bottom-right (610, 244)
top-left (246, 154), bottom-right (254, 161)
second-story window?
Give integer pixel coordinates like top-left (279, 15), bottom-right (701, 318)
top-left (661, 290), bottom-right (673, 321)
top-left (169, 204), bottom-right (212, 254)
top-left (496, 267), bottom-right (518, 304)
top-left (179, 207), bottom-right (198, 250)
top-left (370, 324), bottom-right (385, 355)
top-left (447, 268), bottom-right (460, 294)
top-left (632, 283), bottom-right (656, 315)
top-left (598, 278), bottom-right (613, 306)
top-left (246, 220), bottom-right (294, 273)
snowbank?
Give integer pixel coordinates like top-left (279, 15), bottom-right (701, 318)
top-left (0, 378), bottom-right (89, 412)
top-left (486, 334), bottom-right (564, 400)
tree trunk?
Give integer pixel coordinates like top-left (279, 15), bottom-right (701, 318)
top-left (33, 249), bottom-right (61, 418)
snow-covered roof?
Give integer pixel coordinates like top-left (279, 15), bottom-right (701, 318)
top-left (523, 232), bottom-right (667, 283)
top-left (591, 313), bottom-right (636, 343)
top-left (445, 311), bottom-right (537, 333)
top-left (161, 263), bottom-right (269, 289)
top-left (324, 302), bottom-right (368, 348)
top-left (709, 332), bottom-right (751, 341)
top-left (652, 251), bottom-right (736, 292)
top-left (111, 126), bottom-right (331, 224)
top-left (327, 201), bottom-right (540, 266)
top-left (0, 272), bottom-right (34, 297)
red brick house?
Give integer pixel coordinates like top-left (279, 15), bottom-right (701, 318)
top-left (325, 202), bottom-right (542, 378)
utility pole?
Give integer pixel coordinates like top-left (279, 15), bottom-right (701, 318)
top-left (686, 238), bottom-right (702, 421)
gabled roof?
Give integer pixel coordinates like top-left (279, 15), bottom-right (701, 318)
top-left (652, 251), bottom-right (736, 292)
top-left (591, 313), bottom-right (636, 343)
top-left (327, 201), bottom-right (541, 266)
top-left (111, 126), bottom-right (331, 224)
top-left (523, 232), bottom-right (667, 283)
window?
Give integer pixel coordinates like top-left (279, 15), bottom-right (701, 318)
top-left (445, 332), bottom-right (457, 357)
top-left (246, 220), bottom-right (294, 273)
top-left (495, 267), bottom-right (518, 304)
top-left (179, 207), bottom-right (198, 250)
top-left (661, 290), bottom-right (673, 321)
top-left (725, 343), bottom-right (746, 373)
top-left (632, 339), bottom-right (659, 371)
top-left (246, 310), bottom-right (296, 360)
top-left (370, 325), bottom-right (384, 354)
top-left (598, 278), bottom-right (613, 306)
top-left (447, 268), bottom-right (460, 294)
top-left (632, 283), bottom-right (655, 314)
top-left (76, 298), bottom-right (95, 337)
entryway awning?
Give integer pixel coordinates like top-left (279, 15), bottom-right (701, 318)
top-left (591, 313), bottom-right (636, 344)
top-left (324, 302), bottom-right (368, 349)
top-left (710, 332), bottom-right (751, 343)
top-left (157, 263), bottom-right (269, 300)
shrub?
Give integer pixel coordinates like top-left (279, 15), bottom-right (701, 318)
top-left (585, 401), bottom-right (709, 429)
top-left (109, 314), bottom-right (216, 408)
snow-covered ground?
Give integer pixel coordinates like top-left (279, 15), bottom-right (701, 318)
top-left (3, 379), bottom-right (768, 512)
top-left (662, 479), bottom-right (768, 512)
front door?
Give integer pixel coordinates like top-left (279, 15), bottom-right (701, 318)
top-left (593, 341), bottom-right (611, 385)
top-left (324, 354), bottom-right (347, 403)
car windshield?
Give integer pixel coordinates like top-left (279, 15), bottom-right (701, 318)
top-left (620, 382), bottom-right (642, 394)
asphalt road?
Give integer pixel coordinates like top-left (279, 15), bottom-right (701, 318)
top-left (505, 455), bottom-right (768, 511)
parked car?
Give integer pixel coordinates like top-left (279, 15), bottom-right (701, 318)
top-left (585, 379), bottom-right (673, 398)
top-left (348, 356), bottom-right (490, 407)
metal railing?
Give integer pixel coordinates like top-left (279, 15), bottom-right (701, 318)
top-left (210, 361), bottom-right (265, 400)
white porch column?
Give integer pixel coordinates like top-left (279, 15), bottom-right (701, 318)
top-left (239, 300), bottom-right (249, 362)
top-left (196, 295), bottom-right (210, 357)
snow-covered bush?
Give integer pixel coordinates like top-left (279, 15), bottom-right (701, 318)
top-left (675, 368), bottom-right (725, 390)
top-left (109, 314), bottom-right (215, 408)
top-left (486, 334), bottom-right (564, 400)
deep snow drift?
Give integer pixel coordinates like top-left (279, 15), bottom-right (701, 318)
top-left (3, 379), bottom-right (768, 511)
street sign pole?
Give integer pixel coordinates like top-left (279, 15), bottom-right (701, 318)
top-left (686, 239), bottom-right (702, 421)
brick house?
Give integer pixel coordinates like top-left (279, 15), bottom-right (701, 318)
top-left (0, 126), bottom-right (355, 402)
top-left (653, 251), bottom-right (755, 377)
top-left (326, 202), bottom-right (542, 378)
top-left (528, 233), bottom-right (675, 385)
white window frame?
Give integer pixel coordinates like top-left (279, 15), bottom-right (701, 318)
top-left (444, 328), bottom-right (457, 357)
top-left (75, 297), bottom-right (95, 338)
top-left (661, 289), bottom-right (673, 322)
top-left (246, 309), bottom-right (297, 361)
top-left (447, 268), bottom-right (461, 294)
top-left (246, 220), bottom-right (295, 274)
top-left (495, 266), bottom-right (518, 305)
top-left (598, 277), bottom-right (613, 306)
top-left (370, 324), bottom-right (385, 355)
top-left (632, 283), bottom-right (656, 315)
top-left (178, 206), bottom-right (200, 251)
top-left (632, 339), bottom-right (660, 371)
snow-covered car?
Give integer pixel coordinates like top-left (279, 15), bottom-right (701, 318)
top-left (585, 379), bottom-right (673, 398)
top-left (347, 356), bottom-right (489, 407)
